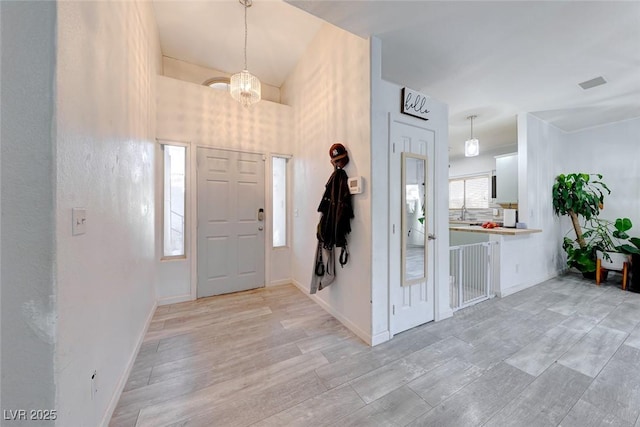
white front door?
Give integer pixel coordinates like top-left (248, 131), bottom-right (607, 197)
top-left (197, 148), bottom-right (265, 297)
top-left (390, 119), bottom-right (436, 335)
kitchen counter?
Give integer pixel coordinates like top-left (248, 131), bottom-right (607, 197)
top-left (449, 225), bottom-right (542, 236)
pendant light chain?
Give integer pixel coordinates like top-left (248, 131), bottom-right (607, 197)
top-left (230, 0), bottom-right (261, 107)
top-left (243, 0), bottom-right (248, 70)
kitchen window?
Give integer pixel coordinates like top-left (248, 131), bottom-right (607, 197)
top-left (449, 175), bottom-right (490, 209)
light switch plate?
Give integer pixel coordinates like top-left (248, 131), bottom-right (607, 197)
top-left (72, 208), bottom-right (87, 235)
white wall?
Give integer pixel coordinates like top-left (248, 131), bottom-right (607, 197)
top-left (162, 56), bottom-right (282, 103)
top-left (155, 76), bottom-right (294, 303)
top-left (495, 113), bottom-right (564, 296)
top-left (1, 1), bottom-right (57, 420)
top-left (281, 24), bottom-right (373, 343)
top-left (55, 2), bottom-right (161, 425)
top-left (558, 117), bottom-right (640, 229)
top-left (370, 37), bottom-right (451, 343)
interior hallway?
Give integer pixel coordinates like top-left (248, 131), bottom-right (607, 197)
top-left (111, 275), bottom-right (640, 427)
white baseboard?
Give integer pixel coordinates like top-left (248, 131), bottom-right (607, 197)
top-left (292, 280), bottom-right (373, 346)
top-left (101, 299), bottom-right (157, 427)
top-left (497, 271), bottom-right (561, 298)
top-left (267, 278), bottom-right (292, 287)
top-left (437, 308), bottom-right (454, 321)
top-left (371, 330), bottom-right (391, 346)
top-left (157, 294), bottom-right (193, 306)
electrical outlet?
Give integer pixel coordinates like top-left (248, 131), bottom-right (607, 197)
top-left (91, 370), bottom-right (98, 400)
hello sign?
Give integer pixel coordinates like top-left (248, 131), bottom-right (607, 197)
top-left (401, 87), bottom-right (430, 121)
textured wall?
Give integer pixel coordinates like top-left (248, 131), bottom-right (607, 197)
top-left (281, 24), bottom-right (373, 342)
top-left (156, 75), bottom-right (294, 302)
top-left (162, 56), bottom-right (282, 103)
top-left (55, 1), bottom-right (161, 425)
top-left (0, 2), bottom-right (57, 423)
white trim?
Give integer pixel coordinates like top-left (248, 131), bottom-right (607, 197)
top-left (292, 280), bottom-right (372, 346)
top-left (436, 308), bottom-right (454, 321)
top-left (101, 300), bottom-right (157, 427)
top-left (371, 330), bottom-right (391, 346)
top-left (157, 294), bottom-right (193, 306)
top-left (496, 271), bottom-right (560, 298)
top-left (189, 145), bottom-right (198, 300)
top-left (267, 278), bottom-right (291, 287)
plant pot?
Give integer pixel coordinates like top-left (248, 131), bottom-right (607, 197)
top-left (597, 250), bottom-right (629, 271)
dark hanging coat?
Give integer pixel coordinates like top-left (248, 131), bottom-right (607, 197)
top-left (316, 168), bottom-right (353, 250)
top-left (310, 168), bottom-right (354, 294)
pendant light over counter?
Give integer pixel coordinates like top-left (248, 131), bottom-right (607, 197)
top-left (465, 115), bottom-right (479, 157)
top-left (230, 0), bottom-right (261, 107)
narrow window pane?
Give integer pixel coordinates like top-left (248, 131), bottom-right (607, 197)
top-left (272, 157), bottom-right (287, 247)
top-left (164, 145), bottom-right (186, 257)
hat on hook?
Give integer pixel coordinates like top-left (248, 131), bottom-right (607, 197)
top-left (329, 143), bottom-right (349, 166)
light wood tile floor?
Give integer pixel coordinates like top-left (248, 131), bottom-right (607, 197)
top-left (110, 274), bottom-right (640, 427)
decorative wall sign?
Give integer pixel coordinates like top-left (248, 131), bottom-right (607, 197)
top-left (401, 87), bottom-right (430, 121)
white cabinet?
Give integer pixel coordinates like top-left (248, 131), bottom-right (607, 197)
top-left (495, 153), bottom-right (518, 203)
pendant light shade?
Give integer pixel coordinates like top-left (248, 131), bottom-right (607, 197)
top-left (465, 115), bottom-right (479, 157)
top-left (230, 69), bottom-right (261, 107)
top-left (230, 0), bottom-right (261, 107)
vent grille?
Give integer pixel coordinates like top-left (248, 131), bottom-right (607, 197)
top-left (579, 76), bottom-right (607, 90)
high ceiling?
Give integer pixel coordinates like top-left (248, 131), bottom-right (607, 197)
top-left (153, 1), bottom-right (640, 158)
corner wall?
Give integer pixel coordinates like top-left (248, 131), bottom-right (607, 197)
top-left (1, 1), bottom-right (57, 420)
top-left (495, 113), bottom-right (565, 297)
top-left (370, 37), bottom-right (451, 343)
top-left (55, 2), bottom-right (161, 425)
top-left (281, 24), bottom-right (373, 343)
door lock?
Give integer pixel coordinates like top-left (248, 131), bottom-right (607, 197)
top-left (428, 234), bottom-right (437, 240)
top-left (258, 208), bottom-right (264, 221)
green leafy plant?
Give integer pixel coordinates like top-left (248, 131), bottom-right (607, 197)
top-left (552, 173), bottom-right (610, 249)
top-left (552, 173), bottom-right (611, 274)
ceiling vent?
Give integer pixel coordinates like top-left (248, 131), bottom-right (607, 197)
top-left (579, 76), bottom-right (607, 90)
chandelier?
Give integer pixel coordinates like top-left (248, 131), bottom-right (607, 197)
top-left (230, 0), bottom-right (261, 107)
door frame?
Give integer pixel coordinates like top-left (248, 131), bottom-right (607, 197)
top-left (190, 145), bottom-right (269, 299)
top-left (387, 114), bottom-right (443, 338)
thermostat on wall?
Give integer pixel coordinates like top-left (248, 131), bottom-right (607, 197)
top-left (348, 176), bottom-right (362, 194)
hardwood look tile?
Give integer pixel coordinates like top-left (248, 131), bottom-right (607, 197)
top-left (253, 384), bottom-right (365, 427)
top-left (334, 386), bottom-right (431, 427)
top-left (408, 357), bottom-right (484, 406)
top-left (484, 363), bottom-right (592, 427)
top-left (505, 324), bottom-right (588, 377)
top-left (625, 323), bottom-right (640, 349)
top-left (600, 301), bottom-right (640, 333)
top-left (558, 325), bottom-right (628, 378)
top-left (135, 352), bottom-right (329, 426)
top-left (110, 280), bottom-right (640, 427)
top-left (407, 363), bottom-right (534, 427)
top-left (559, 398), bottom-right (634, 427)
top-left (581, 345), bottom-right (640, 424)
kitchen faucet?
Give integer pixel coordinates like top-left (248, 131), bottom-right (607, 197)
top-left (460, 205), bottom-right (467, 221)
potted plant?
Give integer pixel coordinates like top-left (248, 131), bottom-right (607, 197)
top-left (589, 217), bottom-right (634, 270)
top-left (552, 173), bottom-right (610, 275)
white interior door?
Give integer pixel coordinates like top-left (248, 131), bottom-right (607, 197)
top-left (390, 119), bottom-right (436, 335)
top-left (197, 147), bottom-right (265, 297)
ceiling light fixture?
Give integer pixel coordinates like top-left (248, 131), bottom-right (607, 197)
top-left (465, 115), bottom-right (479, 157)
top-left (230, 0), bottom-right (261, 107)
